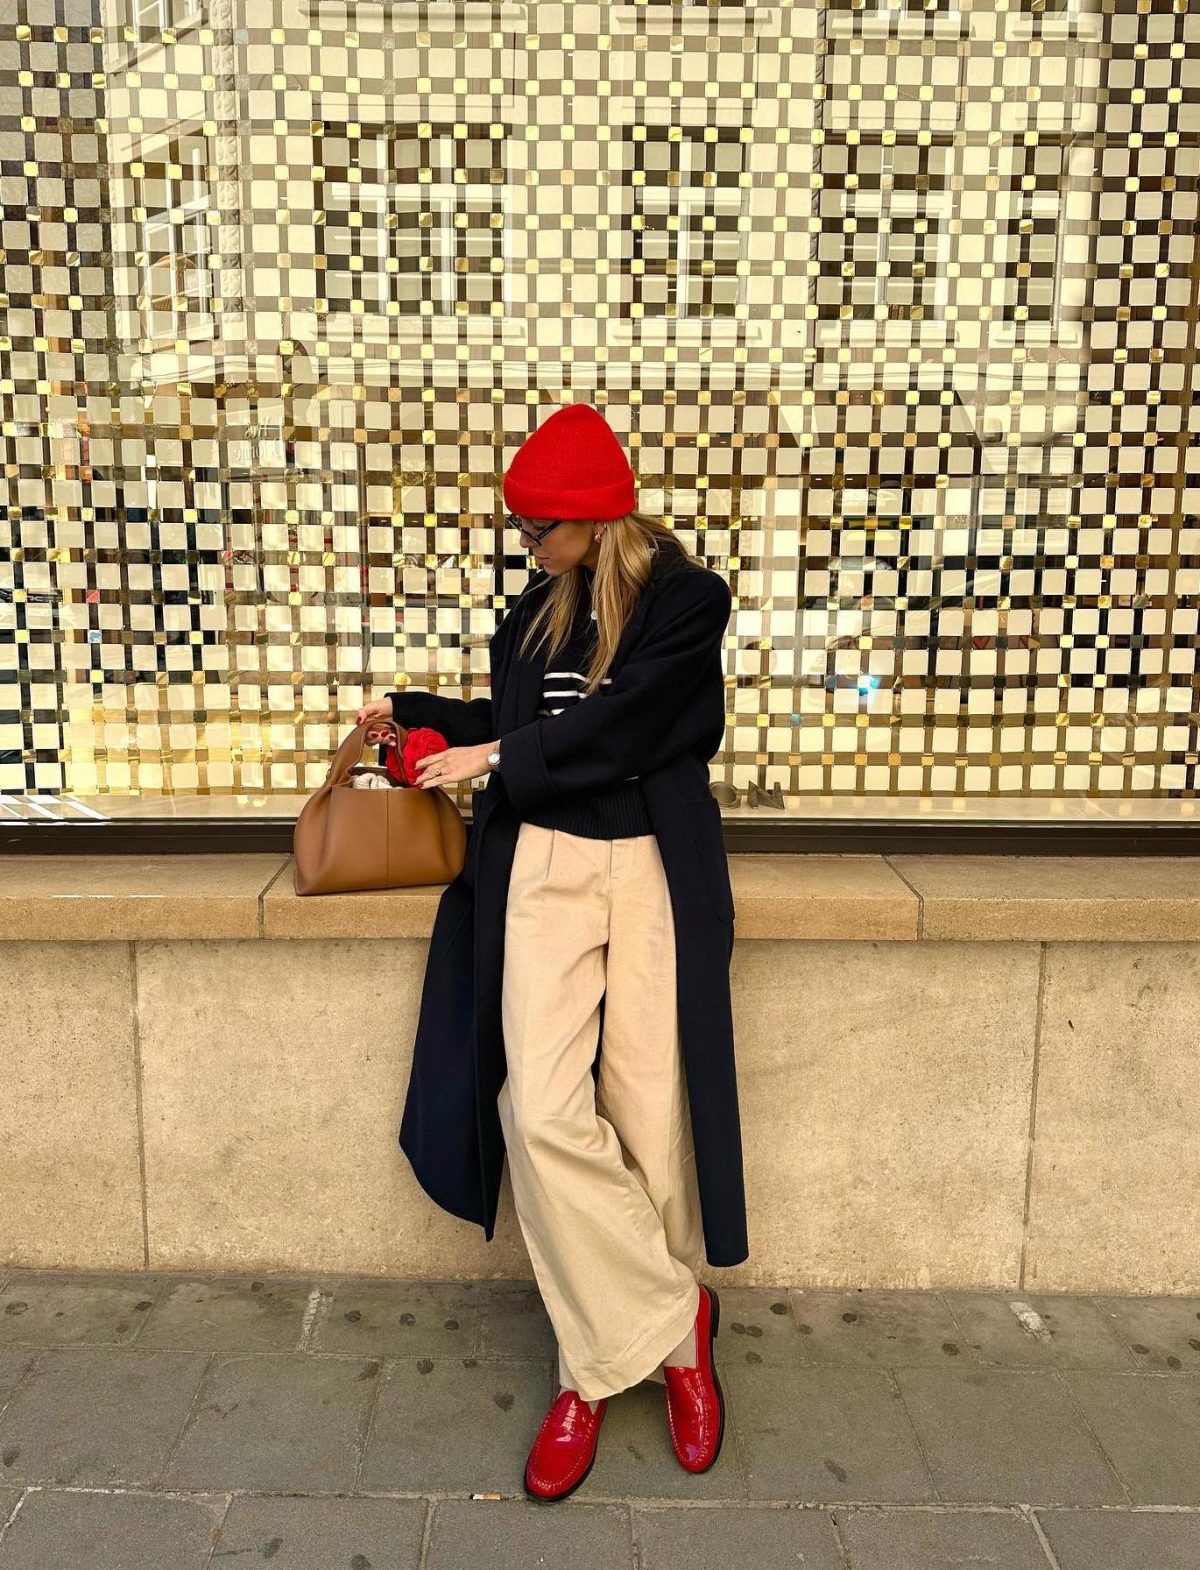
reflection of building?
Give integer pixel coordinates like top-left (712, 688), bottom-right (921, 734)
top-left (3, 0), bottom-right (1195, 801)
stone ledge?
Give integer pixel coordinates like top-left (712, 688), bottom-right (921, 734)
top-left (0, 852), bottom-right (1196, 943)
top-left (0, 855), bottom-right (289, 941)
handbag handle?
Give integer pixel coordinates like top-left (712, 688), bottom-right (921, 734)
top-left (326, 720), bottom-right (408, 789)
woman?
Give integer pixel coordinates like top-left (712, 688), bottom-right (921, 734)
top-left (356, 403), bottom-right (748, 1503)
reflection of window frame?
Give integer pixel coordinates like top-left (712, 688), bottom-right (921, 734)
top-left (317, 131), bottom-right (393, 314)
top-left (315, 124), bottom-right (504, 318)
top-left (114, 0), bottom-right (203, 28)
top-left (825, 0), bottom-right (960, 17)
top-left (819, 138), bottom-right (951, 323)
top-left (104, 0), bottom-right (204, 72)
top-left (137, 136), bottom-right (215, 346)
top-left (969, 461), bottom-right (1086, 645)
top-left (625, 128), bottom-right (748, 322)
top-left (1007, 0), bottom-right (1094, 44)
top-left (994, 141), bottom-right (1066, 332)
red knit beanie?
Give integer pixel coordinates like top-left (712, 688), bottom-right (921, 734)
top-left (502, 403), bottom-right (637, 521)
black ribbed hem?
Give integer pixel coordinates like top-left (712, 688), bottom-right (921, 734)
top-left (519, 781), bottom-right (652, 840)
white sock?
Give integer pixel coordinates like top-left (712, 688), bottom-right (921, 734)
top-left (563, 1384), bottom-right (600, 1414)
top-left (663, 1306), bottom-right (699, 1368)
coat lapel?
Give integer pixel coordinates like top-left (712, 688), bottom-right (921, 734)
top-left (507, 621), bottom-right (547, 729)
top-left (502, 538), bottom-right (684, 730)
top-left (475, 538), bottom-right (690, 837)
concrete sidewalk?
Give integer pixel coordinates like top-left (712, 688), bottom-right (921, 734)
top-left (0, 1269), bottom-right (1198, 1568)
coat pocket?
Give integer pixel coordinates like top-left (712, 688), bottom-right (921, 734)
top-left (683, 795), bottom-right (735, 924)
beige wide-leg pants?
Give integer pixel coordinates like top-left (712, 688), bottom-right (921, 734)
top-left (497, 820), bottom-right (706, 1403)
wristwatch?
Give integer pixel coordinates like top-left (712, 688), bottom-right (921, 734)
top-left (487, 742), bottom-right (502, 772)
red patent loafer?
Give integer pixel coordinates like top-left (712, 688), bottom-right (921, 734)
top-left (524, 1386), bottom-right (608, 1502)
top-left (663, 1284), bottom-right (725, 1473)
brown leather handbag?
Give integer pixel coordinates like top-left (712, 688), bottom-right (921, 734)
top-left (292, 721), bottom-right (467, 895)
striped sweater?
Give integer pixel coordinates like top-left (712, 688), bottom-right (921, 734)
top-left (517, 568), bottom-right (653, 840)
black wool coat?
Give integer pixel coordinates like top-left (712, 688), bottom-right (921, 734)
top-left (387, 535), bottom-right (749, 1268)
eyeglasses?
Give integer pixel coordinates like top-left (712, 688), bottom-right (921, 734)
top-left (506, 511), bottom-right (564, 549)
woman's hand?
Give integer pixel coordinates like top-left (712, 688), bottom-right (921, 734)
top-left (412, 742), bottom-right (496, 789)
top-left (356, 697), bottom-right (393, 727)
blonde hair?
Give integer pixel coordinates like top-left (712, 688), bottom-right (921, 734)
top-left (516, 510), bottom-right (700, 696)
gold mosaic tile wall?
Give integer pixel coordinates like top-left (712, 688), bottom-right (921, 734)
top-left (2, 0), bottom-right (1198, 808)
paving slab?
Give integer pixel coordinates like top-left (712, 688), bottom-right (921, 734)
top-left (723, 1361), bottom-right (936, 1502)
top-left (707, 1286), bottom-right (808, 1370)
top-left (0, 1488), bottom-right (225, 1570)
top-left (425, 1497), bottom-right (633, 1569)
top-left (0, 1273), bottom-right (167, 1349)
top-left (472, 1278), bottom-right (569, 1362)
top-left (0, 1488), bottom-right (227, 1570)
top-left (943, 1290), bottom-right (1141, 1370)
top-left (788, 1289), bottom-right (968, 1366)
top-left (0, 1355), bottom-right (34, 1406)
top-left (634, 1502), bottom-right (844, 1569)
top-left (1090, 1294), bottom-right (1200, 1373)
top-left (1036, 1506), bottom-right (1200, 1569)
top-left (0, 1348), bottom-right (208, 1486)
top-left (357, 1355), bottom-right (554, 1496)
top-left (306, 1277), bottom-right (482, 1359)
top-left (134, 1274), bottom-right (317, 1353)
top-left (158, 1352), bottom-right (379, 1494)
top-left (834, 1503), bottom-right (1051, 1568)
top-left (894, 1366), bottom-right (1126, 1505)
top-left (1062, 1371), bottom-right (1200, 1504)
top-left (212, 1493), bottom-right (428, 1567)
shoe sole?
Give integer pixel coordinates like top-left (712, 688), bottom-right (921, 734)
top-left (695, 1284), bottom-right (726, 1473)
top-left (523, 1414), bottom-right (605, 1503)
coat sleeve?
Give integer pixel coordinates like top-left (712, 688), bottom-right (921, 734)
top-left (384, 689), bottom-right (495, 747)
top-left (497, 568), bottom-right (732, 814)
